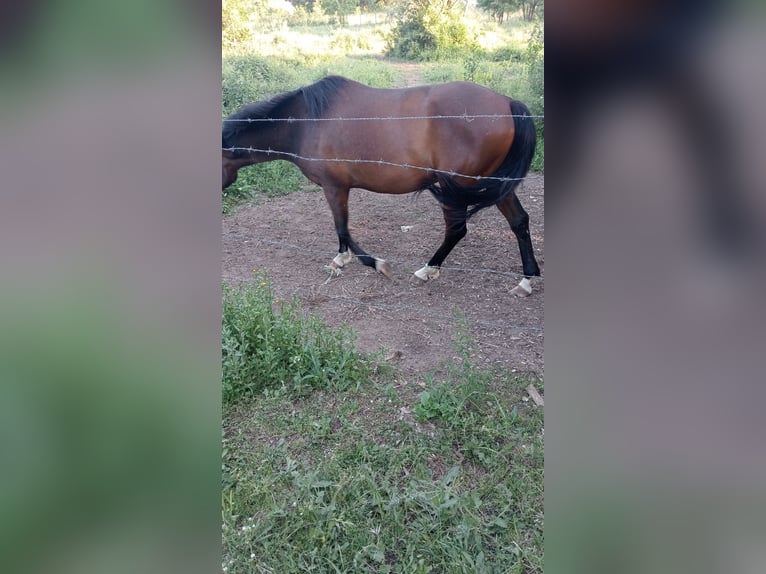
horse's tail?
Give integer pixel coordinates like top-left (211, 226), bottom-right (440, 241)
top-left (431, 98), bottom-right (537, 218)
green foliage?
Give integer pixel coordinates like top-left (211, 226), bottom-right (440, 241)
top-left (223, 0), bottom-right (299, 48)
top-left (477, 0), bottom-right (515, 24)
top-left (477, 0), bottom-right (542, 23)
top-left (519, 0), bottom-right (543, 21)
top-left (414, 313), bottom-right (490, 427)
top-left (222, 161), bottom-right (305, 214)
top-left (387, 0), bottom-right (479, 60)
top-left (222, 277), bottom-right (371, 403)
top-left (525, 20), bottom-right (544, 171)
top-left (222, 0), bottom-right (253, 50)
top-left (323, 0), bottom-right (357, 24)
top-left (222, 55), bottom-right (302, 114)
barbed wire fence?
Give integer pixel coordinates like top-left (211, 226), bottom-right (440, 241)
top-left (222, 112), bottom-right (545, 185)
top-left (221, 112), bottom-right (544, 335)
top-left (222, 113), bottom-right (545, 122)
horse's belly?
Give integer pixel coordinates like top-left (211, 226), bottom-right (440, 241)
top-left (350, 168), bottom-right (433, 194)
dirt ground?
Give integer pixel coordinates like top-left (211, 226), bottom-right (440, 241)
top-left (222, 177), bottom-right (544, 381)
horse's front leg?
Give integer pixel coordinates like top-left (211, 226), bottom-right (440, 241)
top-left (496, 192), bottom-right (541, 297)
top-left (322, 186), bottom-right (392, 278)
top-left (411, 206), bottom-right (468, 285)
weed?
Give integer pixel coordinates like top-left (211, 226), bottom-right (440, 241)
top-left (222, 275), bottom-right (372, 403)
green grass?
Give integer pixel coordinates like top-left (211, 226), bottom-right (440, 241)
top-left (222, 277), bottom-right (373, 403)
top-left (222, 298), bottom-right (544, 572)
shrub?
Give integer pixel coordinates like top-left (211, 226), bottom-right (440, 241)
top-left (387, 0), bottom-right (478, 60)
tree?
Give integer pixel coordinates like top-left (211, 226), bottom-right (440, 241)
top-left (476, 0), bottom-right (542, 23)
top-left (323, 0), bottom-right (356, 24)
top-left (519, 0), bottom-right (542, 21)
top-left (476, 0), bottom-right (514, 24)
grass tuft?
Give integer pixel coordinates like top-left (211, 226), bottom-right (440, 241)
top-left (222, 276), bottom-right (372, 403)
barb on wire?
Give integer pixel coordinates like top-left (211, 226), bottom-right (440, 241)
top-left (222, 146), bottom-right (544, 183)
top-left (222, 113), bottom-right (544, 123)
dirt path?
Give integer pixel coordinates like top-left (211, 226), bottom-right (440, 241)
top-left (381, 58), bottom-right (426, 87)
top-left (392, 62), bottom-right (426, 87)
top-left (222, 177), bottom-right (544, 381)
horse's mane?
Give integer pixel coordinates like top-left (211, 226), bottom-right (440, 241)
top-left (222, 76), bottom-right (350, 150)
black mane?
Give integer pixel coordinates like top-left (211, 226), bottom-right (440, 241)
top-left (222, 76), bottom-right (350, 150)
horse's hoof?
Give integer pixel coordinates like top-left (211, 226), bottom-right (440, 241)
top-left (375, 259), bottom-right (393, 279)
top-left (410, 274), bottom-right (428, 287)
top-left (510, 285), bottom-right (531, 297)
top-left (511, 277), bottom-right (532, 297)
top-left (413, 265), bottom-right (440, 283)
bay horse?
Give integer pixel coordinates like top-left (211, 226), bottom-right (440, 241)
top-left (222, 76), bottom-right (540, 296)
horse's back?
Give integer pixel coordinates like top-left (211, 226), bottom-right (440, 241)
top-left (302, 80), bottom-right (517, 192)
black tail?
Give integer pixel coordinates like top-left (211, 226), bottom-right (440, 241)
top-left (431, 99), bottom-right (537, 218)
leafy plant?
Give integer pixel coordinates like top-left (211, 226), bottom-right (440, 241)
top-left (414, 313), bottom-right (492, 424)
top-left (222, 276), bottom-right (371, 403)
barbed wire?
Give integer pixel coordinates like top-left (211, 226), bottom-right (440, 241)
top-left (222, 232), bottom-right (544, 280)
top-left (222, 113), bottom-right (544, 123)
top-left (222, 146), bottom-right (545, 183)
top-left (221, 274), bottom-right (543, 334)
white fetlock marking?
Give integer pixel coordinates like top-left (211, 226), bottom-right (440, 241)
top-left (374, 258), bottom-right (385, 272)
top-left (516, 277), bottom-right (532, 294)
top-left (414, 265), bottom-right (440, 281)
top-left (332, 251), bottom-right (353, 267)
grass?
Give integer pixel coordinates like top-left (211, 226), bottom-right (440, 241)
top-left (222, 289), bottom-right (544, 572)
top-left (222, 276), bottom-right (372, 402)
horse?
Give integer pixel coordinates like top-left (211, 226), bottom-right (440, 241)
top-left (222, 76), bottom-right (541, 296)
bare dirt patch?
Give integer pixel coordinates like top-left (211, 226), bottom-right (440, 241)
top-left (222, 177), bottom-right (544, 382)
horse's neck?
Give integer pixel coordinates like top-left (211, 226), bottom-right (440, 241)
top-left (240, 122), bottom-right (301, 166)
top-left (234, 97), bottom-right (307, 166)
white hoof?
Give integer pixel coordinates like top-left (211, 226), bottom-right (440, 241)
top-left (411, 265), bottom-right (440, 285)
top-left (510, 277), bottom-right (533, 297)
top-left (332, 251), bottom-right (353, 268)
top-left (375, 258), bottom-right (393, 279)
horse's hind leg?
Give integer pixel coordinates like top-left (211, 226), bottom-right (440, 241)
top-left (412, 207), bottom-right (468, 285)
top-left (322, 186), bottom-right (392, 278)
top-left (497, 192), bottom-right (540, 296)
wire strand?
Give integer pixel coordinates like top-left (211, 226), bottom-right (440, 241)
top-left (222, 113), bottom-right (544, 122)
top-left (222, 147), bottom-right (544, 183)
